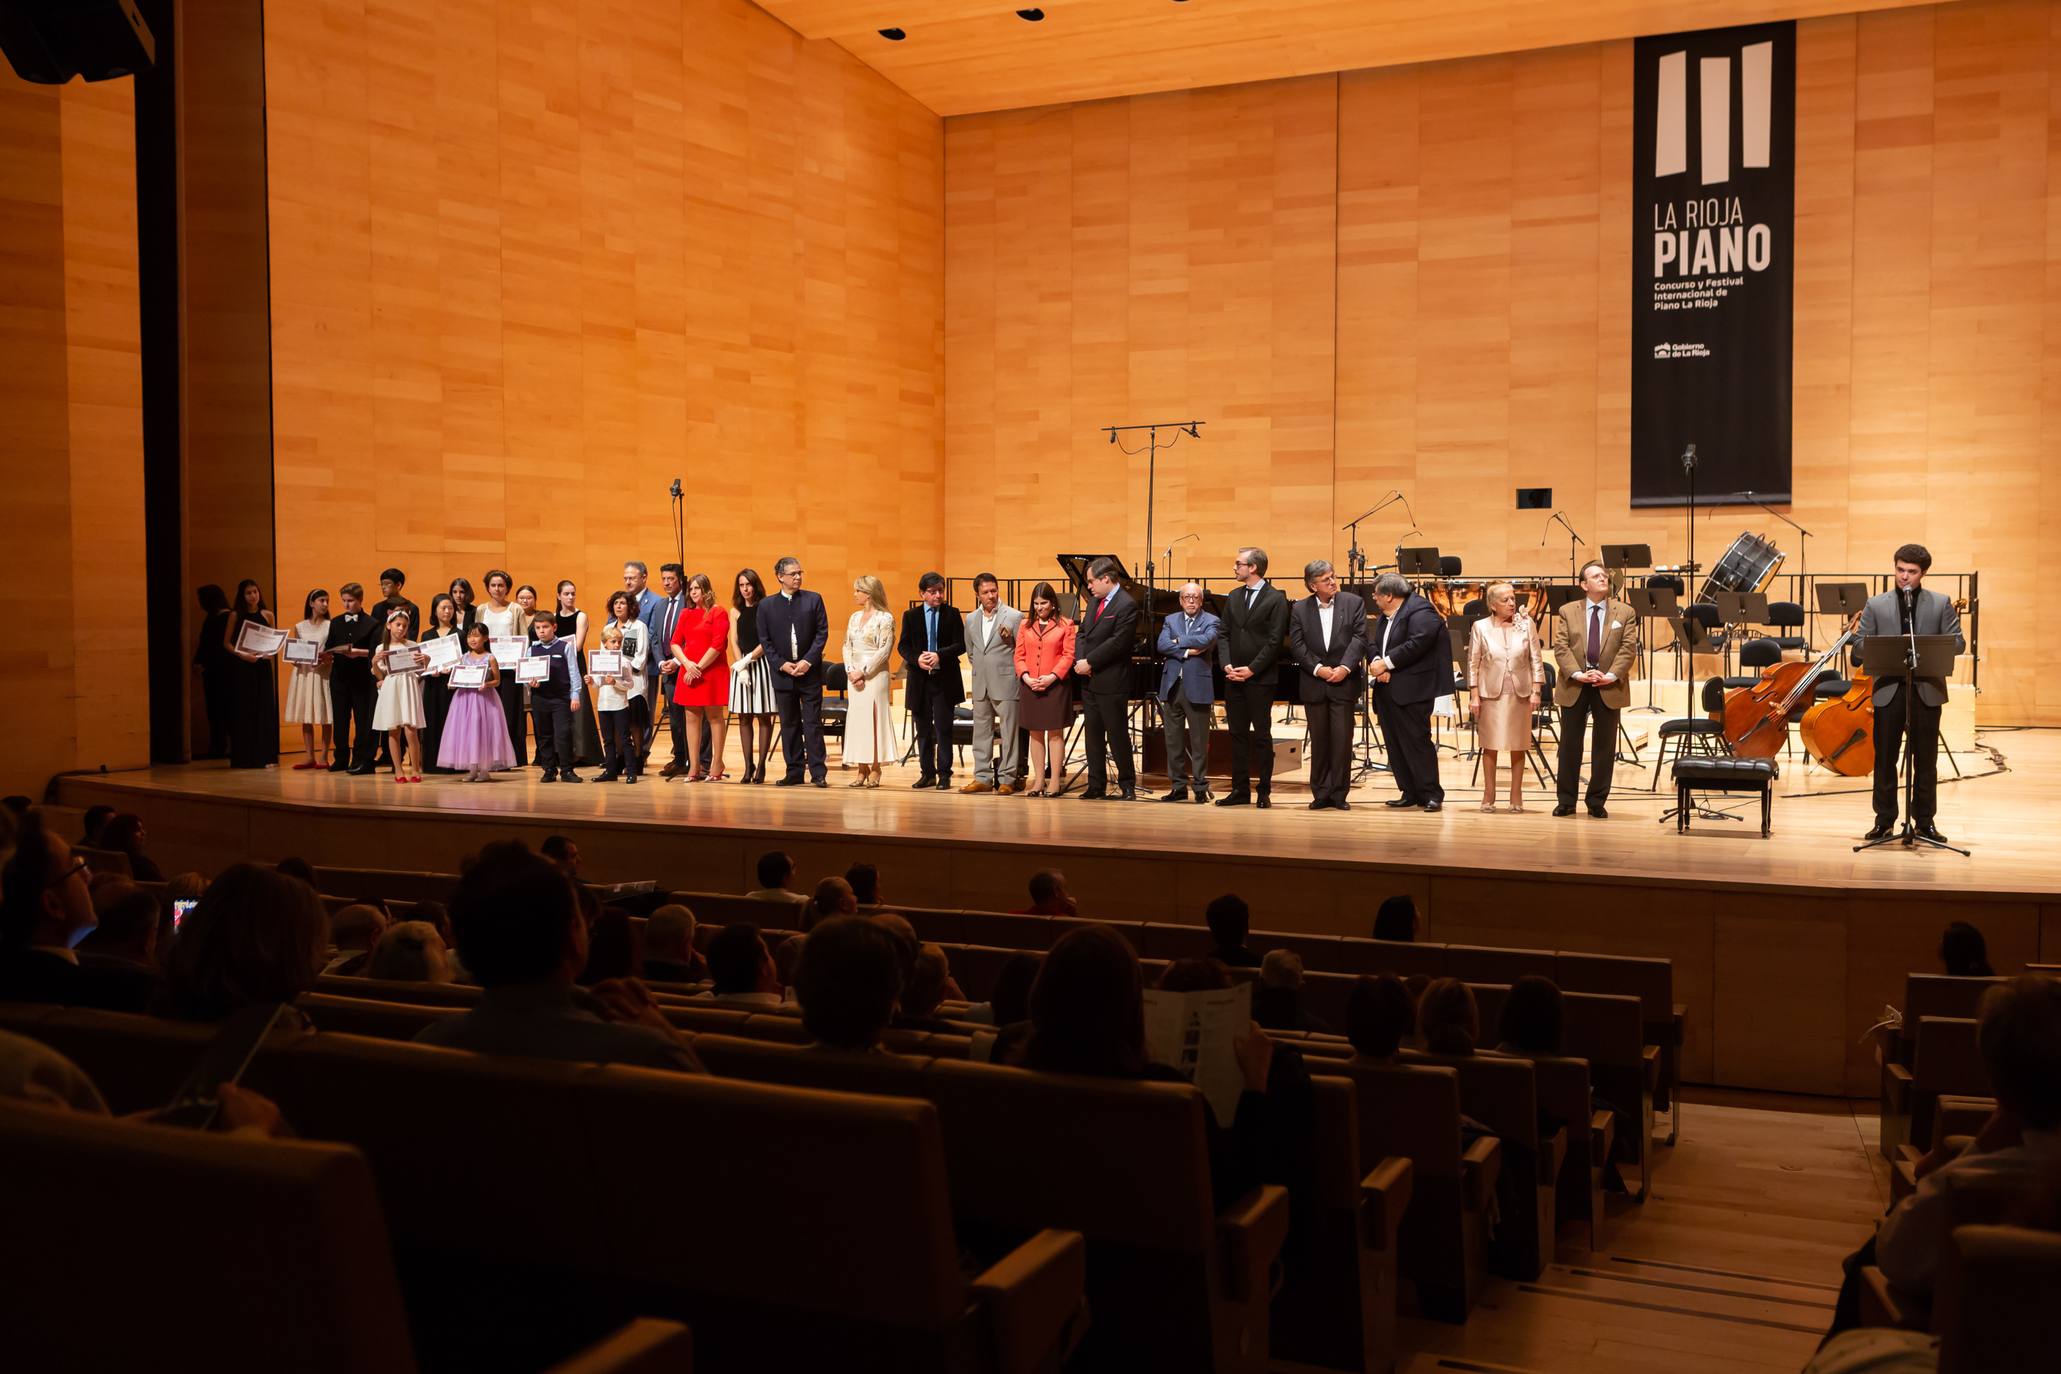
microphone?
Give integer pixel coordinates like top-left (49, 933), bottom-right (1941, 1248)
top-left (669, 478), bottom-right (682, 499)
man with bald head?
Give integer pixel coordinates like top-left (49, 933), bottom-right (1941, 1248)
top-left (1156, 581), bottom-right (1222, 803)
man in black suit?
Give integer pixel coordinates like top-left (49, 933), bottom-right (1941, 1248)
top-left (1288, 561), bottom-right (1368, 811)
top-left (1216, 546), bottom-right (1289, 809)
top-left (371, 568), bottom-right (419, 768)
top-left (1369, 573), bottom-right (1451, 812)
top-left (1073, 557), bottom-right (1139, 800)
top-left (758, 556), bottom-right (830, 787)
top-left (897, 571), bottom-right (967, 789)
top-left (323, 582), bottom-right (381, 774)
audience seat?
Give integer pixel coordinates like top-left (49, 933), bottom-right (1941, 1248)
top-left (1398, 1049), bottom-right (1562, 1281)
top-left (300, 991), bottom-right (460, 1039)
top-left (317, 973), bottom-right (482, 1006)
top-left (1879, 975), bottom-right (2005, 1157)
top-left (1888, 1016), bottom-right (1989, 1166)
top-left (315, 866), bottom-right (460, 904)
top-left (1935, 1225), bottom-right (2061, 1374)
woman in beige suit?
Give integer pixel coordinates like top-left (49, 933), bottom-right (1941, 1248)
top-left (1468, 582), bottom-right (1543, 813)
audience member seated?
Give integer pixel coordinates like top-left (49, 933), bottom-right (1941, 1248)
top-left (1345, 974), bottom-right (1415, 1062)
top-left (155, 863), bottom-right (330, 1023)
top-left (1015, 868), bottom-right (1079, 917)
top-left (1939, 920), bottom-right (1995, 977)
top-left (702, 922), bottom-right (785, 1008)
top-left (578, 909), bottom-right (641, 985)
top-left (746, 850), bottom-right (806, 906)
top-left (274, 855), bottom-right (318, 888)
top-left (1418, 977), bottom-right (1480, 1055)
top-left (0, 812), bottom-right (152, 1012)
top-left (1373, 893), bottom-right (1420, 942)
top-left (80, 804), bottom-right (116, 850)
top-left (322, 904), bottom-right (389, 976)
top-left (1, 1028), bottom-right (288, 1134)
top-left (95, 814), bottom-right (163, 883)
top-left (1826, 974), bottom-right (2061, 1337)
top-left (803, 876), bottom-right (858, 930)
top-left (410, 898), bottom-right (454, 952)
top-left (78, 880), bottom-right (165, 1004)
top-left (1204, 893), bottom-right (1261, 968)
top-left (366, 920), bottom-right (452, 983)
top-left (985, 951), bottom-right (1044, 1060)
top-left (1254, 949), bottom-right (1329, 1032)
top-left (641, 903), bottom-right (707, 984)
top-left (412, 840), bottom-right (703, 1071)
top-left (846, 861), bottom-right (881, 906)
top-left (1494, 974), bottom-right (1564, 1056)
top-left (894, 942), bottom-right (959, 1031)
top-left (773, 932), bottom-right (805, 990)
top-left (792, 915), bottom-right (904, 1052)
top-left (540, 833), bottom-right (582, 879)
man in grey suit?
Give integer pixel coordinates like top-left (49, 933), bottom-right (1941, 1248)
top-left (1156, 582), bottom-right (1221, 804)
top-left (961, 573), bottom-right (1025, 794)
top-left (1290, 560), bottom-right (1369, 811)
top-left (1854, 543), bottom-right (1964, 843)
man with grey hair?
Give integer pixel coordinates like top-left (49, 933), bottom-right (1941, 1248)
top-left (1369, 572), bottom-right (1450, 811)
top-left (1217, 546), bottom-right (1288, 809)
top-left (758, 556), bottom-right (830, 786)
top-left (1156, 581), bottom-right (1221, 803)
top-left (1289, 560), bottom-right (1368, 810)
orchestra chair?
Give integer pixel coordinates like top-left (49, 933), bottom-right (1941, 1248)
top-left (1768, 599), bottom-right (1808, 652)
top-left (1644, 679), bottom-right (1731, 791)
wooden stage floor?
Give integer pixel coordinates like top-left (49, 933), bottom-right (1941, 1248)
top-left (59, 727), bottom-right (2060, 1095)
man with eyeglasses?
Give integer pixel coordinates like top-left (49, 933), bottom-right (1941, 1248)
top-left (1216, 547), bottom-right (1289, 810)
top-left (0, 812), bottom-right (148, 1010)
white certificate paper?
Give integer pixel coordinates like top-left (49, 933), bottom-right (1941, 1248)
top-left (515, 656), bottom-right (550, 685)
top-left (385, 646), bottom-right (424, 674)
top-left (451, 664), bottom-right (488, 690)
top-left (421, 635), bottom-right (462, 671)
top-left (282, 637), bottom-right (320, 666)
top-left (491, 636), bottom-right (527, 669)
top-left (589, 649), bottom-right (623, 675)
top-left (236, 621), bottom-right (287, 657)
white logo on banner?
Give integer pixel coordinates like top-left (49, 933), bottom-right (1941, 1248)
top-left (1654, 40), bottom-right (1773, 186)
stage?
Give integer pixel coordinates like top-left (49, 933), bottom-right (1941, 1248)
top-left (58, 726), bottom-right (2060, 1097)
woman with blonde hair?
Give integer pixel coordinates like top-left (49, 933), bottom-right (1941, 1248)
top-left (1467, 581), bottom-right (1543, 813)
top-left (842, 575), bottom-right (897, 787)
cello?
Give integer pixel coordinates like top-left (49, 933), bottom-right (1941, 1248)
top-left (1801, 670), bottom-right (1874, 776)
top-left (1721, 614), bottom-right (1862, 759)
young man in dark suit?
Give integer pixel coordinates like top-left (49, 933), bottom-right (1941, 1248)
top-left (1216, 546), bottom-right (1289, 809)
top-left (1073, 556), bottom-right (1139, 800)
top-left (323, 583), bottom-right (381, 774)
top-left (1369, 572), bottom-right (1452, 812)
top-left (1289, 560), bottom-right (1369, 810)
top-left (758, 556), bottom-right (830, 787)
top-left (897, 572), bottom-right (967, 789)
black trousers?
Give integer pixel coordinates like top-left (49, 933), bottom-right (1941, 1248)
top-left (200, 666), bottom-right (232, 758)
top-left (1377, 692), bottom-right (1443, 803)
top-left (1161, 683), bottom-right (1211, 790)
top-left (329, 670), bottom-right (378, 769)
top-left (912, 688), bottom-right (957, 782)
top-left (1223, 674), bottom-right (1276, 794)
top-left (1556, 684), bottom-right (1617, 806)
top-left (1304, 696), bottom-right (1355, 805)
top-left (1082, 690), bottom-right (1134, 793)
top-left (600, 698), bottom-right (648, 778)
top-left (776, 679), bottom-right (827, 782)
top-left (1872, 688), bottom-right (1942, 824)
top-left (531, 696), bottom-right (575, 776)
top-left (496, 675), bottom-right (528, 767)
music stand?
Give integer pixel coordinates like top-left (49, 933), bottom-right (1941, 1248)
top-left (1601, 544), bottom-right (1652, 570)
top-left (1815, 582), bottom-right (1868, 666)
top-left (1625, 586), bottom-right (1678, 712)
top-left (1853, 634), bottom-right (1967, 856)
top-left (1545, 583), bottom-right (1583, 615)
top-left (1396, 548), bottom-right (1441, 578)
top-left (1712, 591), bottom-right (1770, 658)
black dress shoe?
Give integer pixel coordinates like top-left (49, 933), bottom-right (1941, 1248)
top-left (327, 761), bottom-right (349, 774)
top-left (1552, 803), bottom-right (1576, 816)
top-left (1110, 788), bottom-right (1136, 802)
top-left (913, 776), bottom-right (937, 790)
top-left (1160, 788), bottom-right (1190, 803)
top-left (1255, 792), bottom-right (1272, 810)
top-left (773, 776), bottom-right (803, 787)
top-left (1862, 821), bottom-right (1895, 841)
top-left (1916, 822), bottom-right (1948, 843)
top-left (347, 765), bottom-right (376, 776)
top-left (1335, 800), bottom-right (1352, 812)
top-left (1193, 790), bottom-right (1212, 804)
top-left (1384, 797), bottom-right (1418, 809)
top-left (1308, 799), bottom-right (1334, 811)
top-left (1079, 790), bottom-right (1106, 801)
top-left (1425, 799), bottom-right (1442, 812)
top-left (812, 779), bottom-right (829, 788)
top-left (561, 774), bottom-right (584, 784)
top-left (624, 774), bottom-right (638, 785)
top-left (1215, 791), bottom-right (1251, 807)
top-left (538, 773), bottom-right (558, 784)
top-left (1587, 804), bottom-right (1608, 819)
top-left (596, 770), bottom-right (619, 782)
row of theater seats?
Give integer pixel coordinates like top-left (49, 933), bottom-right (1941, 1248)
top-left (1876, 971), bottom-right (2008, 1162)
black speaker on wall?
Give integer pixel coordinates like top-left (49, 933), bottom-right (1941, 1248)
top-left (0, 0), bottom-right (155, 84)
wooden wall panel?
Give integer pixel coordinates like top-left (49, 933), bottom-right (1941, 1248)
top-left (945, 0), bottom-right (2061, 723)
top-left (264, 0), bottom-right (943, 657)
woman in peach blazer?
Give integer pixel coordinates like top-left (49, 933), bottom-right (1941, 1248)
top-left (1013, 580), bottom-right (1078, 797)
top-left (1467, 581), bottom-right (1544, 813)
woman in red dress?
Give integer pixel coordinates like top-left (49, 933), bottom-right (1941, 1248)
top-left (669, 572), bottom-right (732, 782)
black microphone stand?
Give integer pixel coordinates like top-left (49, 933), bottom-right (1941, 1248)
top-left (669, 477), bottom-right (685, 570)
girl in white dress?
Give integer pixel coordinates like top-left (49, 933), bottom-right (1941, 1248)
top-left (842, 576), bottom-right (897, 785)
top-left (284, 588), bottom-right (334, 771)
top-left (371, 609), bottom-right (426, 783)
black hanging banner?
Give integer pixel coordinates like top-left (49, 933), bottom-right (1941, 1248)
top-left (1630, 21), bottom-right (1795, 506)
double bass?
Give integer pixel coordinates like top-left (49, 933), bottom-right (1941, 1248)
top-left (1801, 670), bottom-right (1875, 776)
top-left (1721, 615), bottom-right (1863, 760)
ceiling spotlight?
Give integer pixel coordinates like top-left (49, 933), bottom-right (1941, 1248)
top-left (1017, 7), bottom-right (1045, 19)
top-left (878, 27), bottom-right (906, 40)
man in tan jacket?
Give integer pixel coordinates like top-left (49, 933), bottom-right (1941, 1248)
top-left (1550, 560), bottom-right (1638, 818)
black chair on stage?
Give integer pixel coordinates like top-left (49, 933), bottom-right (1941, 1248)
top-left (1439, 555), bottom-right (1463, 577)
top-left (1645, 678), bottom-right (1730, 791)
top-left (1767, 600), bottom-right (1808, 652)
top-left (1681, 601), bottom-right (1727, 675)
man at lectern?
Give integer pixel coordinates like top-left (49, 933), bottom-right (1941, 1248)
top-left (1855, 544), bottom-right (1964, 844)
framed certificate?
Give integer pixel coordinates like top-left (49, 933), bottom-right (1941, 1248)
top-left (451, 664), bottom-right (488, 690)
top-left (282, 637), bottom-right (320, 666)
top-left (421, 635), bottom-right (462, 672)
top-left (589, 649), bottom-right (623, 675)
top-left (491, 636), bottom-right (527, 669)
top-left (515, 656), bottom-right (550, 685)
top-left (385, 646), bottom-right (424, 674)
top-left (235, 620), bottom-right (287, 658)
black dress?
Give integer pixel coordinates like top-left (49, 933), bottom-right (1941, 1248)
top-left (194, 608), bottom-right (234, 758)
top-left (420, 626), bottom-right (461, 772)
top-left (556, 610), bottom-right (604, 766)
top-left (226, 611), bottom-right (280, 768)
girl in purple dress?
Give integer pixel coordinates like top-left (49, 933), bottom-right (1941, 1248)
top-left (437, 624), bottom-right (518, 781)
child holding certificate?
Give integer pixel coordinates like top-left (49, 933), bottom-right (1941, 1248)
top-left (371, 609), bottom-right (427, 782)
top-left (284, 588), bottom-right (334, 770)
top-left (587, 614), bottom-right (645, 783)
top-left (438, 624), bottom-right (516, 781)
top-left (419, 593), bottom-right (461, 773)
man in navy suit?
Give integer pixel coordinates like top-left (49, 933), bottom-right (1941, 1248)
top-left (897, 572), bottom-right (967, 790)
top-left (758, 556), bottom-right (830, 787)
top-left (1073, 557), bottom-right (1140, 800)
top-left (1156, 582), bottom-right (1221, 803)
top-left (1289, 561), bottom-right (1368, 811)
top-left (1369, 572), bottom-right (1451, 812)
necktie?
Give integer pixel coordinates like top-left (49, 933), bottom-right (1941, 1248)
top-left (1587, 604), bottom-right (1601, 668)
top-left (927, 606), bottom-right (937, 652)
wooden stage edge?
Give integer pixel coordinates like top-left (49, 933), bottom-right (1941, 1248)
top-left (57, 732), bottom-right (2061, 1098)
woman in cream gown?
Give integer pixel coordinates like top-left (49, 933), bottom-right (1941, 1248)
top-left (842, 576), bottom-right (898, 786)
top-left (1467, 581), bottom-right (1543, 813)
